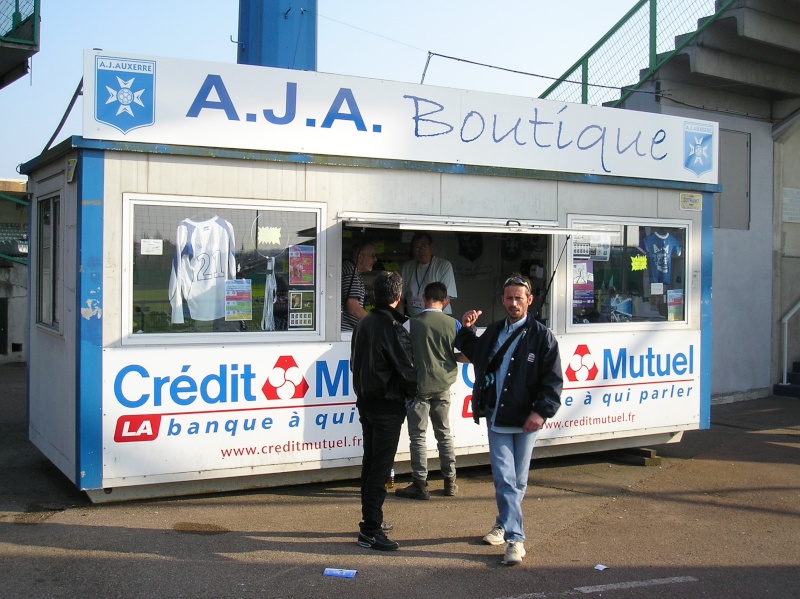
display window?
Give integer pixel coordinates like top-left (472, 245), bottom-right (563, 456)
top-left (340, 222), bottom-right (555, 331)
top-left (569, 218), bottom-right (688, 326)
top-left (123, 195), bottom-right (324, 342)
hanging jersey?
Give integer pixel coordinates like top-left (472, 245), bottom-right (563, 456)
top-left (640, 232), bottom-right (682, 285)
top-left (169, 216), bottom-right (237, 323)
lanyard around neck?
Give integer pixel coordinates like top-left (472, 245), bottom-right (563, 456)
top-left (415, 258), bottom-right (433, 290)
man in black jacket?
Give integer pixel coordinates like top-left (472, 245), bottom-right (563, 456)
top-left (351, 271), bottom-right (417, 551)
top-left (457, 274), bottom-right (563, 565)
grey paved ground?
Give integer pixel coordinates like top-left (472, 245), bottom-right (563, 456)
top-left (1, 362), bottom-right (798, 598)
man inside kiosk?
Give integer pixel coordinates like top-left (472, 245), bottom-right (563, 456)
top-left (341, 239), bottom-right (378, 331)
top-left (400, 232), bottom-right (458, 317)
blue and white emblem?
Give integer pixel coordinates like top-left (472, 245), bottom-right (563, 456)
top-left (683, 122), bottom-right (714, 177)
top-left (94, 56), bottom-right (155, 134)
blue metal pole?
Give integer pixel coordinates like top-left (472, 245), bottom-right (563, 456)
top-left (237, 0), bottom-right (317, 71)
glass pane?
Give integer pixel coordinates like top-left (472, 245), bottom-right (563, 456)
top-left (52, 199), bottom-right (60, 325)
top-left (131, 204), bottom-right (319, 334)
top-left (572, 223), bottom-right (686, 324)
top-left (37, 199), bottom-right (53, 325)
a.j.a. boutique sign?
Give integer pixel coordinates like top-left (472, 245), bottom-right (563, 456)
top-left (84, 51), bottom-right (718, 185)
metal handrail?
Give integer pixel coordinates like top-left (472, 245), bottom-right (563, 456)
top-left (615, 0), bottom-right (739, 108)
top-left (540, 0), bottom-right (739, 106)
top-left (0, 252), bottom-right (26, 265)
top-left (0, 0), bottom-right (39, 45)
top-left (780, 297), bottom-right (800, 385)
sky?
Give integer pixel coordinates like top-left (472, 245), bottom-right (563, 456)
top-left (0, 0), bottom-right (639, 180)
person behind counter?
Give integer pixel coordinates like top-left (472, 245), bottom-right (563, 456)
top-left (400, 232), bottom-right (457, 317)
top-left (341, 239), bottom-right (378, 331)
top-left (456, 273), bottom-right (563, 566)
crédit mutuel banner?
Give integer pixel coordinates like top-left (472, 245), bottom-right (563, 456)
top-left (83, 51), bottom-right (718, 184)
top-left (102, 331), bottom-right (700, 486)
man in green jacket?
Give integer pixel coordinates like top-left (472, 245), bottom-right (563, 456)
top-left (396, 281), bottom-right (466, 500)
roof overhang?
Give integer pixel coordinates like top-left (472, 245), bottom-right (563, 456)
top-left (338, 211), bottom-right (594, 235)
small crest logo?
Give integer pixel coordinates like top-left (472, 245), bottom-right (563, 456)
top-left (683, 122), bottom-right (714, 177)
top-left (456, 232), bottom-right (483, 262)
top-left (262, 355), bottom-right (310, 400)
top-left (565, 344), bottom-right (599, 382)
top-left (95, 56), bottom-right (155, 134)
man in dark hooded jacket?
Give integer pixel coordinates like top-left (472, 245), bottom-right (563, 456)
top-left (351, 271), bottom-right (416, 551)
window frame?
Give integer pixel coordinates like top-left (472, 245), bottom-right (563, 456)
top-left (35, 194), bottom-right (61, 331)
top-left (121, 193), bottom-right (326, 346)
top-left (566, 214), bottom-right (692, 333)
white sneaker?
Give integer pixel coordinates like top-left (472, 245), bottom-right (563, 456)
top-left (482, 524), bottom-right (505, 546)
top-left (503, 541), bottom-right (526, 565)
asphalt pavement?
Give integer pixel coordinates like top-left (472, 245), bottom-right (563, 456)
top-left (1, 362), bottom-right (798, 599)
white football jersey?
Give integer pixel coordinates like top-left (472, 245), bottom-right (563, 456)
top-left (169, 216), bottom-right (237, 323)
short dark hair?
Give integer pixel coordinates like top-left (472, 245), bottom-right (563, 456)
top-left (374, 271), bottom-right (403, 306)
top-left (423, 281), bottom-right (448, 302)
top-left (411, 231), bottom-right (433, 247)
top-left (351, 239), bottom-right (375, 261)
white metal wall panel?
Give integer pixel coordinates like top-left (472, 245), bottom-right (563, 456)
top-left (440, 173), bottom-right (559, 221)
top-left (27, 157), bottom-right (79, 482)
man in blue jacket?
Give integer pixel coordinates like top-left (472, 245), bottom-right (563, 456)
top-left (457, 274), bottom-right (563, 565)
top-left (351, 271), bottom-right (417, 551)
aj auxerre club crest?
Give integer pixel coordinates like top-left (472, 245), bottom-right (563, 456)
top-left (94, 56), bottom-right (155, 134)
top-left (683, 122), bottom-right (714, 177)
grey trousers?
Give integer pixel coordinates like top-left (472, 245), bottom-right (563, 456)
top-left (406, 390), bottom-right (457, 480)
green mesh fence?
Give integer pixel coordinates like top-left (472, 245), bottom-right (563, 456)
top-left (540, 0), bottom-right (737, 106)
top-left (0, 0), bottom-right (38, 44)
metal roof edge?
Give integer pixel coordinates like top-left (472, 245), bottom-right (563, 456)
top-left (18, 136), bottom-right (81, 175)
top-left (20, 136), bottom-right (722, 192)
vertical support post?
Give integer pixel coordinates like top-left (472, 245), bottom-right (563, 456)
top-left (581, 60), bottom-right (589, 105)
top-left (700, 191), bottom-right (714, 429)
top-left (649, 0), bottom-right (658, 70)
top-left (783, 320), bottom-right (788, 385)
top-left (76, 149), bottom-right (104, 490)
top-left (238, 0), bottom-right (317, 71)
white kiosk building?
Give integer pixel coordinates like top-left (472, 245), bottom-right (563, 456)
top-left (22, 51), bottom-right (718, 501)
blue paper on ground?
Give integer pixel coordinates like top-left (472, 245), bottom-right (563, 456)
top-left (323, 568), bottom-right (357, 578)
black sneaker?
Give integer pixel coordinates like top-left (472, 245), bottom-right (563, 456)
top-left (357, 531), bottom-right (400, 551)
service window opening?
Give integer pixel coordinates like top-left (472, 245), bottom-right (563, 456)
top-left (570, 221), bottom-right (688, 325)
top-left (341, 225), bottom-right (553, 329)
top-left (126, 197), bottom-right (324, 339)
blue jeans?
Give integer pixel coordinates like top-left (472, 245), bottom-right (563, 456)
top-left (358, 409), bottom-right (405, 535)
top-left (486, 420), bottom-right (539, 543)
top-left (406, 391), bottom-right (456, 480)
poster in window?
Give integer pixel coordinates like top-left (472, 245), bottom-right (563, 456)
top-left (573, 260), bottom-right (595, 309)
top-left (225, 279), bottom-right (253, 321)
top-left (667, 289), bottom-right (684, 321)
top-left (289, 245), bottom-right (314, 286)
top-left (573, 235), bottom-right (611, 262)
top-left (289, 291), bottom-right (314, 330)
